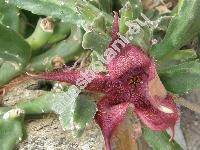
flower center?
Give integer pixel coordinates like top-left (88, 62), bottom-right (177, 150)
top-left (129, 76), bottom-right (142, 87)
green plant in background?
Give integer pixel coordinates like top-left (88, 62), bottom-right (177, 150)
top-left (27, 25), bottom-right (84, 72)
top-left (150, 0), bottom-right (200, 60)
top-left (0, 0), bottom-right (20, 32)
top-left (0, 24), bottom-right (31, 87)
top-left (16, 86), bottom-right (96, 135)
top-left (0, 107), bottom-right (24, 150)
top-left (26, 18), bottom-right (55, 56)
top-left (0, 0), bottom-right (200, 149)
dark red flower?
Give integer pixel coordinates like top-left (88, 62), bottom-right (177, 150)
top-left (38, 13), bottom-right (179, 150)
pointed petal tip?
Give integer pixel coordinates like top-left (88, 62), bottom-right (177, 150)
top-left (95, 99), bottom-right (131, 150)
top-left (111, 11), bottom-right (119, 41)
top-left (169, 125), bottom-right (175, 142)
top-left (105, 138), bottom-right (111, 150)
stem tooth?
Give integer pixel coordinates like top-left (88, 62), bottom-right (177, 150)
top-left (40, 18), bottom-right (54, 33)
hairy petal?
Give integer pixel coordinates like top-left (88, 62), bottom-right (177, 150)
top-left (130, 70), bottom-right (179, 140)
top-left (136, 64), bottom-right (168, 110)
top-left (108, 44), bottom-right (151, 80)
top-left (37, 69), bottom-right (80, 83)
top-left (134, 94), bottom-right (179, 139)
top-left (37, 69), bottom-right (108, 92)
top-left (95, 96), bottom-right (130, 150)
top-left (111, 12), bottom-right (119, 42)
top-left (107, 11), bottom-right (152, 80)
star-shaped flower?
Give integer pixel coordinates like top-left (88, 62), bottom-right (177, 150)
top-left (38, 13), bottom-right (179, 150)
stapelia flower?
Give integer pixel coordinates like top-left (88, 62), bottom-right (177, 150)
top-left (38, 13), bottom-right (179, 150)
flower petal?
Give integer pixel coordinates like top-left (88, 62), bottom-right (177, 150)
top-left (134, 94), bottom-right (179, 138)
top-left (107, 12), bottom-right (152, 80)
top-left (37, 68), bottom-right (108, 92)
top-left (111, 12), bottom-right (119, 42)
top-left (108, 44), bottom-right (151, 80)
top-left (95, 96), bottom-right (130, 150)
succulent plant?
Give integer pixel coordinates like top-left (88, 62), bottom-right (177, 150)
top-left (0, 0), bottom-right (200, 149)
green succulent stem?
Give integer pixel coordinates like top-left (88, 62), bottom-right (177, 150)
top-left (197, 34), bottom-right (200, 58)
top-left (47, 21), bottom-right (71, 45)
top-left (0, 61), bottom-right (22, 87)
top-left (142, 127), bottom-right (182, 150)
top-left (0, 23), bottom-right (31, 87)
top-left (26, 18), bottom-right (54, 55)
top-left (88, 0), bottom-right (113, 13)
top-left (0, 0), bottom-right (20, 32)
top-left (76, 0), bottom-right (113, 26)
top-left (0, 107), bottom-right (24, 150)
top-left (120, 0), bottom-right (143, 19)
top-left (150, 0), bottom-right (200, 61)
top-left (16, 92), bottom-right (53, 115)
top-left (119, 1), bottom-right (134, 34)
top-left (27, 25), bottom-right (84, 72)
